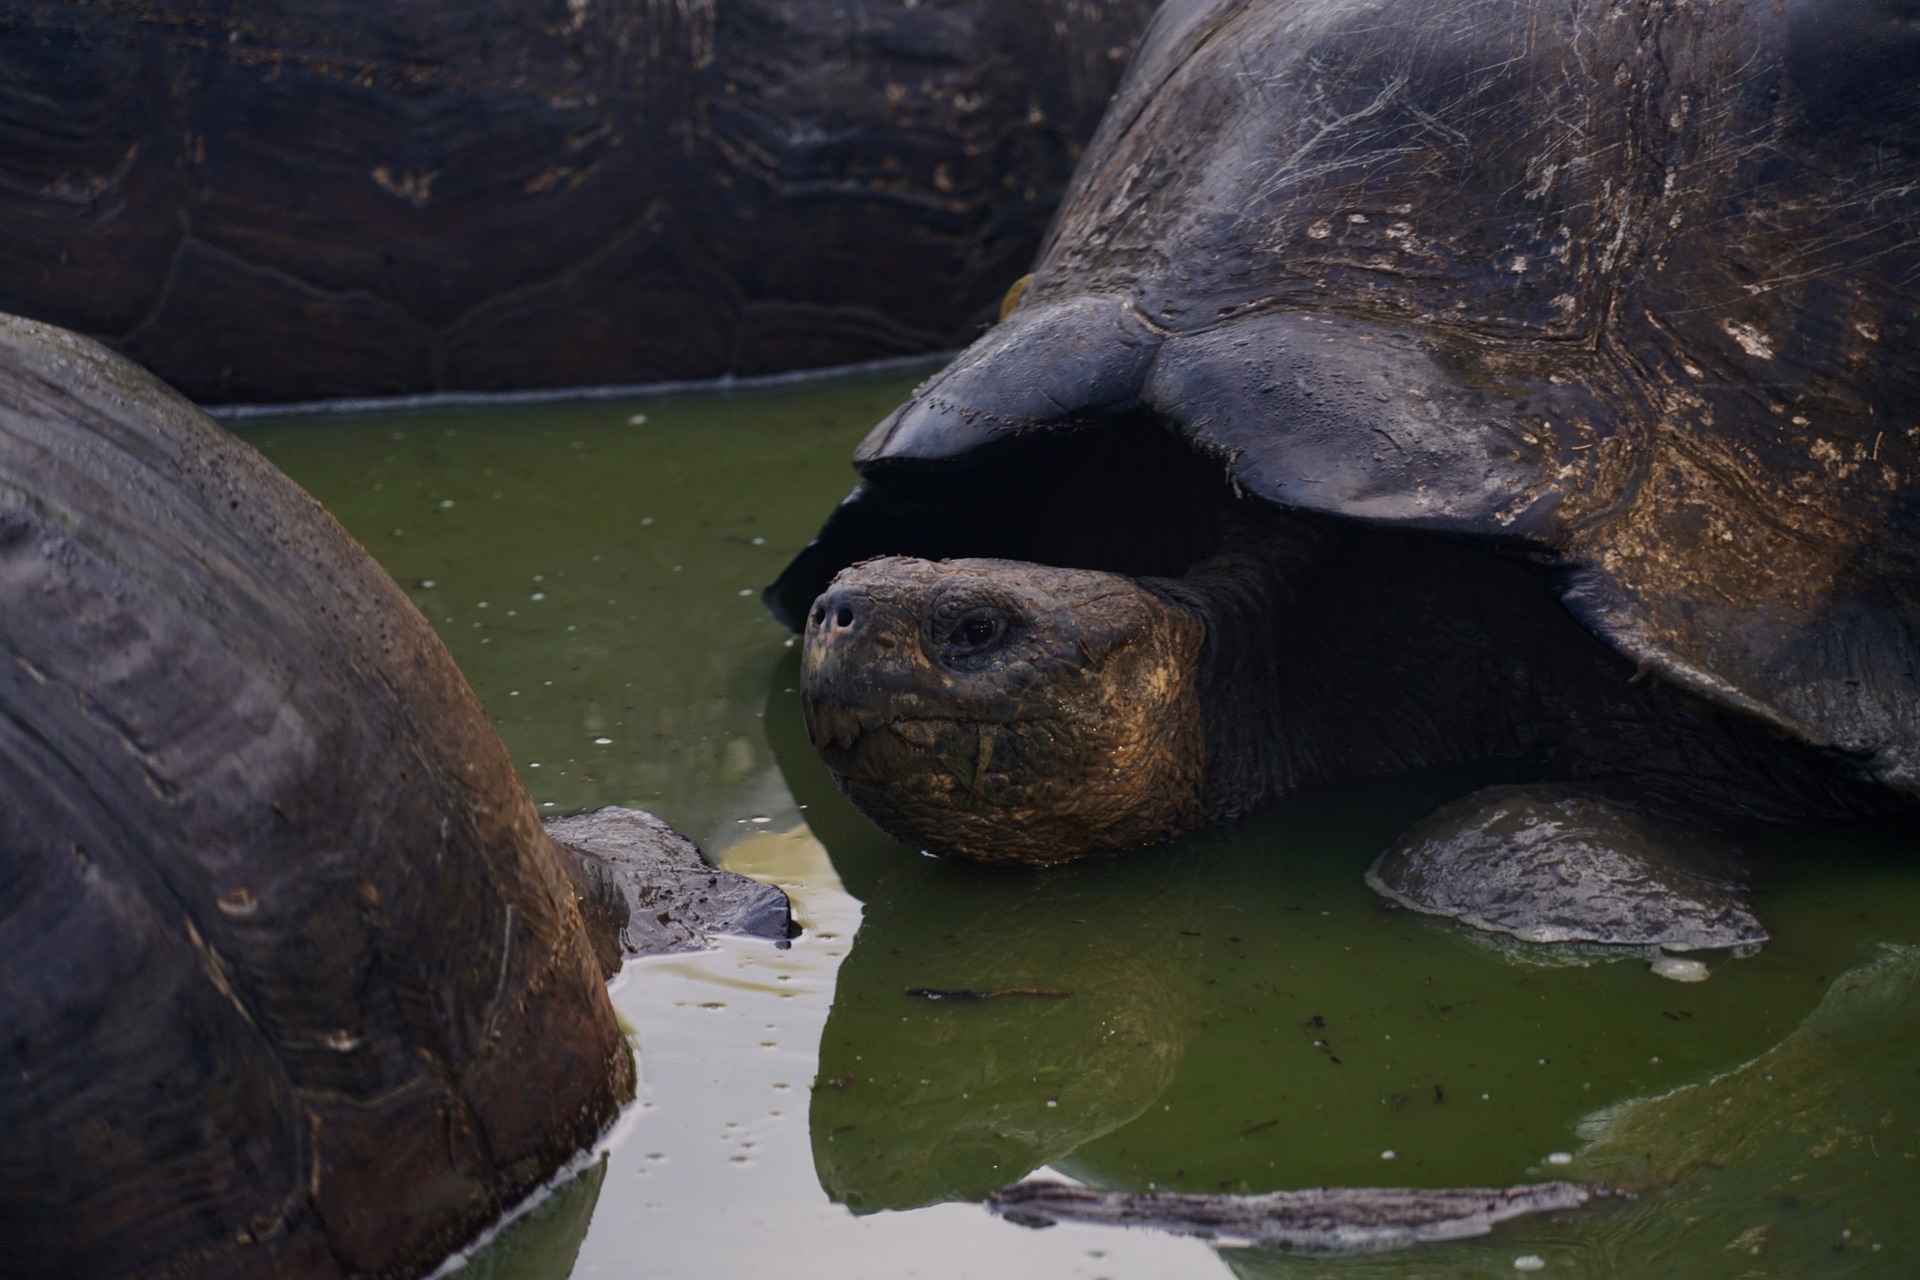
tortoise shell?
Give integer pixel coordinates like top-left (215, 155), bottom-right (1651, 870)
top-left (0, 314), bottom-right (629, 1278)
top-left (772, 0), bottom-right (1920, 801)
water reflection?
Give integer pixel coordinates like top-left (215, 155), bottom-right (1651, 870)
top-left (769, 659), bottom-right (1906, 1223)
top-left (811, 851), bottom-right (1206, 1211)
top-left (1212, 940), bottom-right (1920, 1277)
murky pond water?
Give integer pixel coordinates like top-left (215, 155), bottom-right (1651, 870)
top-left (236, 372), bottom-right (1920, 1279)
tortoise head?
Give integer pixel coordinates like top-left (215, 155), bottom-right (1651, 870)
top-left (800, 556), bottom-right (1206, 864)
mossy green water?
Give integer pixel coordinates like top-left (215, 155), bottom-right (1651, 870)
top-left (238, 375), bottom-right (1920, 1279)
top-left (240, 376), bottom-right (910, 849)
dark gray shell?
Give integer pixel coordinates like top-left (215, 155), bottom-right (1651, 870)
top-left (773, 0), bottom-right (1920, 800)
top-left (0, 315), bottom-right (629, 1279)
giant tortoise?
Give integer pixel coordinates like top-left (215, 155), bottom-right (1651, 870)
top-left (0, 313), bottom-right (786, 1278)
top-left (770, 0), bottom-right (1920, 948)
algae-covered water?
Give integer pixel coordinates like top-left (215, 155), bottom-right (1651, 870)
top-left (236, 373), bottom-right (1920, 1279)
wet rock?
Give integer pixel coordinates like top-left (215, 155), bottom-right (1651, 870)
top-left (547, 806), bottom-right (792, 971)
top-left (0, 0), bottom-right (1157, 403)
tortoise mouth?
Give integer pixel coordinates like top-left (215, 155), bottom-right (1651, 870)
top-left (808, 708), bottom-right (1050, 784)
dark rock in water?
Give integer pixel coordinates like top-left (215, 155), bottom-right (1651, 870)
top-left (548, 806), bottom-right (793, 970)
top-left (0, 312), bottom-right (630, 1279)
top-left (1366, 786), bottom-right (1767, 952)
top-left (988, 1178), bottom-right (1596, 1252)
top-left (0, 0), bottom-right (1156, 404)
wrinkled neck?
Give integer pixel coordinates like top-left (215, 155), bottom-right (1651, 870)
top-left (1141, 511), bottom-right (1327, 819)
top-left (1145, 513), bottom-right (1545, 819)
top-left (1139, 505), bottom-right (1920, 831)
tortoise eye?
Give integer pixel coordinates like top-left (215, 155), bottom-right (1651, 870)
top-left (947, 613), bottom-right (1006, 654)
top-left (955, 616), bottom-right (1001, 648)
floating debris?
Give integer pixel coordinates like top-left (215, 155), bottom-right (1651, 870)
top-left (904, 987), bottom-right (1073, 1002)
top-left (988, 1179), bottom-right (1600, 1252)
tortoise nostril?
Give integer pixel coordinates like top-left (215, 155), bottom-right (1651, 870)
top-left (808, 589), bottom-right (863, 637)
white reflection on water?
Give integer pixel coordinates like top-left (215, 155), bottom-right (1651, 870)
top-left (563, 825), bottom-right (1217, 1280)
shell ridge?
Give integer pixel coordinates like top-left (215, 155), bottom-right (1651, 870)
top-left (1140, 309), bottom-right (1561, 532)
top-left (853, 293), bottom-right (1166, 468)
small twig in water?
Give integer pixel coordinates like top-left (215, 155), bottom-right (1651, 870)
top-left (905, 987), bottom-right (1074, 1001)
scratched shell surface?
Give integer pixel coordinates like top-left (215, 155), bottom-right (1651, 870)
top-left (797, 0), bottom-right (1920, 797)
